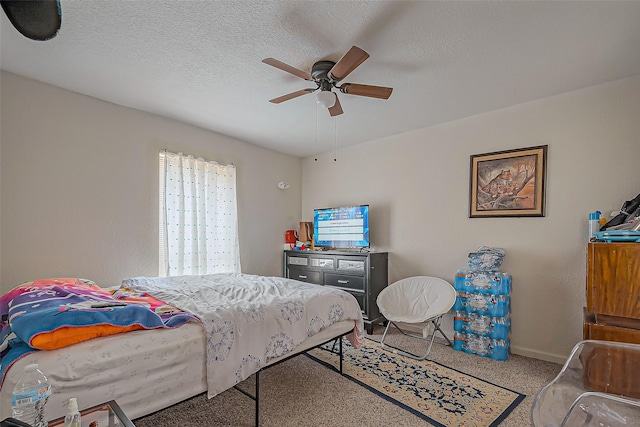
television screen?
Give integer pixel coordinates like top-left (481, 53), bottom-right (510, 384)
top-left (313, 205), bottom-right (370, 249)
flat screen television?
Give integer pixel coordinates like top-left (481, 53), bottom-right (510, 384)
top-left (313, 205), bottom-right (370, 249)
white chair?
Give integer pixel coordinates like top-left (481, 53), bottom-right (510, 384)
top-left (531, 340), bottom-right (640, 427)
top-left (376, 276), bottom-right (456, 360)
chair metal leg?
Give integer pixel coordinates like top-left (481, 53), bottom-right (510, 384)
top-left (379, 316), bottom-right (451, 361)
top-left (433, 316), bottom-right (452, 346)
top-left (380, 319), bottom-right (393, 348)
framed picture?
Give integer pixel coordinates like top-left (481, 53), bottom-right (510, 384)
top-left (469, 145), bottom-right (547, 217)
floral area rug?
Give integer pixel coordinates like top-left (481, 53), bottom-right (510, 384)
top-left (306, 338), bottom-right (525, 427)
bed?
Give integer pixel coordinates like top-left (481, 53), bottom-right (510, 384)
top-left (0, 274), bottom-right (364, 423)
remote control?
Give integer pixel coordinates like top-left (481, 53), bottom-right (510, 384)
top-left (90, 302), bottom-right (127, 308)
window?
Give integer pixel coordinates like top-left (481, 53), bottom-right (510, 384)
top-left (159, 150), bottom-right (241, 276)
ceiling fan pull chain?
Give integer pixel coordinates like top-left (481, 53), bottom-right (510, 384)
top-left (315, 103), bottom-right (319, 162)
top-left (334, 117), bottom-right (337, 162)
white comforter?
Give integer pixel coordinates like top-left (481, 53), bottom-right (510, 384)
top-left (122, 273), bottom-right (364, 398)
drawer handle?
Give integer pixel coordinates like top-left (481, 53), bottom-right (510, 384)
top-left (298, 275), bottom-right (307, 279)
top-left (337, 280), bottom-right (350, 284)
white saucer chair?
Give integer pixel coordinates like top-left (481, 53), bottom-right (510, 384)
top-left (376, 276), bottom-right (456, 360)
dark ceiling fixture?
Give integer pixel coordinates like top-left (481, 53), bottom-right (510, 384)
top-left (1, 0), bottom-right (61, 41)
top-left (263, 46), bottom-right (393, 117)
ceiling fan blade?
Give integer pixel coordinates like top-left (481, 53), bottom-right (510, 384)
top-left (328, 94), bottom-right (343, 117)
top-left (339, 83), bottom-right (393, 100)
top-left (1, 0), bottom-right (61, 41)
top-left (262, 58), bottom-right (313, 80)
top-left (269, 88), bottom-right (315, 104)
top-left (328, 46), bottom-right (370, 82)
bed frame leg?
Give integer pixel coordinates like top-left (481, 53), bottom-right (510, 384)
top-left (255, 370), bottom-right (260, 427)
top-left (238, 332), bottom-right (350, 426)
top-left (339, 336), bottom-right (343, 374)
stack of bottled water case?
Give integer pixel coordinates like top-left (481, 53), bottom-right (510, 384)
top-left (452, 246), bottom-right (511, 361)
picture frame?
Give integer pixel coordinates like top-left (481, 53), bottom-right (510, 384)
top-left (469, 145), bottom-right (547, 218)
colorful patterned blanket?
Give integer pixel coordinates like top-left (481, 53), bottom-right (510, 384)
top-left (0, 278), bottom-right (198, 389)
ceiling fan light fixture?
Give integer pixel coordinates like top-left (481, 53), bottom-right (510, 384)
top-left (316, 91), bottom-right (336, 108)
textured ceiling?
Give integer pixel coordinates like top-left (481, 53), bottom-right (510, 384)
top-left (2, 1), bottom-right (640, 157)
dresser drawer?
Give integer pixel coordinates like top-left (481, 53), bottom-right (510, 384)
top-left (583, 321), bottom-right (640, 344)
top-left (324, 273), bottom-right (365, 291)
top-left (587, 243), bottom-right (640, 318)
top-left (338, 289), bottom-right (366, 315)
top-left (337, 258), bottom-right (366, 272)
top-left (323, 287), bottom-right (367, 317)
top-left (287, 256), bottom-right (309, 266)
top-left (288, 269), bottom-right (321, 285)
top-left (580, 339), bottom-right (640, 399)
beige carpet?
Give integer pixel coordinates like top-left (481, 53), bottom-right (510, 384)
top-left (134, 326), bottom-right (561, 426)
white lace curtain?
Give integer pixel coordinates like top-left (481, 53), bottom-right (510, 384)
top-left (159, 150), bottom-right (241, 276)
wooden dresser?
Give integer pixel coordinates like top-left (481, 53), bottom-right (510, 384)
top-left (584, 242), bottom-right (640, 344)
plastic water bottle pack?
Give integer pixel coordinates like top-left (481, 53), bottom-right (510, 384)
top-left (454, 246), bottom-right (512, 360)
top-left (11, 363), bottom-right (52, 427)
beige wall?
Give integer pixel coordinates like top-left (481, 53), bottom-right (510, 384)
top-left (3, 70), bottom-right (640, 363)
top-left (302, 75), bottom-right (640, 363)
top-left (0, 71), bottom-right (302, 291)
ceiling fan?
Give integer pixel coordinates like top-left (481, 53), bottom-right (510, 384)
top-left (262, 46), bottom-right (393, 117)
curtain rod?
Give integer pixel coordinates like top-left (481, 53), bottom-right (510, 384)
top-left (160, 149), bottom-right (235, 167)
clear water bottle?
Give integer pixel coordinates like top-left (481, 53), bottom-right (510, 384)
top-left (11, 363), bottom-right (52, 427)
top-left (588, 211), bottom-right (601, 241)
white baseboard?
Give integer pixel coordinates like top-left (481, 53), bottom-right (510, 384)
top-left (510, 345), bottom-right (566, 365)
